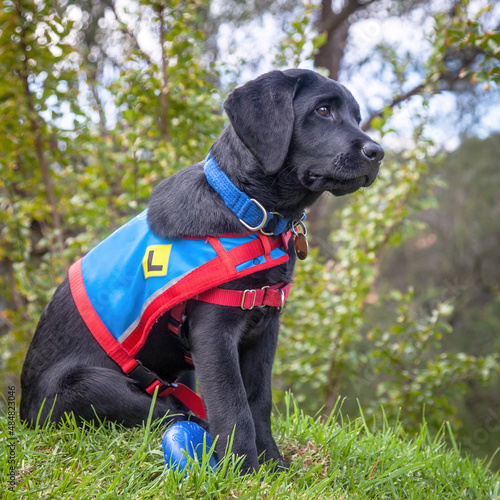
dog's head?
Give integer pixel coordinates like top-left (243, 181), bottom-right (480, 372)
top-left (224, 69), bottom-right (384, 198)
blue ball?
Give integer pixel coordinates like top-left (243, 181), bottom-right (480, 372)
top-left (162, 421), bottom-right (217, 474)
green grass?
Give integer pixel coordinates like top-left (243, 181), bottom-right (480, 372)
top-left (2, 395), bottom-right (499, 499)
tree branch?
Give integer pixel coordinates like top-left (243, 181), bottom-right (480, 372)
top-left (361, 43), bottom-right (485, 131)
top-left (4, 259), bottom-right (24, 311)
top-left (361, 82), bottom-right (426, 131)
top-left (320, 0), bottom-right (379, 34)
top-left (89, 75), bottom-right (108, 136)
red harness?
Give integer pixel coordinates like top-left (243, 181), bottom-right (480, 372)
top-left (69, 229), bottom-right (293, 420)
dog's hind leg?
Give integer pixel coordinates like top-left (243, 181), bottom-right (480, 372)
top-left (20, 364), bottom-right (199, 428)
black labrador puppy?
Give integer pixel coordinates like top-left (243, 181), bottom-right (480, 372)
top-left (20, 69), bottom-right (383, 472)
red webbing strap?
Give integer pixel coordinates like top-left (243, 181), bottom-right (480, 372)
top-left (224, 233), bottom-right (289, 268)
top-left (161, 383), bottom-right (207, 419)
top-left (196, 282), bottom-right (292, 309)
top-left (147, 380), bottom-right (207, 419)
top-left (167, 302), bottom-right (185, 335)
top-left (68, 259), bottom-right (138, 374)
top-left (70, 232), bottom-right (292, 420)
top-left (281, 231), bottom-right (292, 248)
top-left (258, 232), bottom-right (273, 262)
top-left (207, 237), bottom-right (236, 275)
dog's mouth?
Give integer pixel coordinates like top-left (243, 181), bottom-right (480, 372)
top-left (302, 171), bottom-right (374, 196)
top-left (328, 175), bottom-right (371, 196)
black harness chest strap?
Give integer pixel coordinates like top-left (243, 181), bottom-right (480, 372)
top-left (128, 359), bottom-right (206, 419)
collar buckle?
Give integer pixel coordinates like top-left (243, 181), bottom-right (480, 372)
top-left (238, 198), bottom-right (268, 232)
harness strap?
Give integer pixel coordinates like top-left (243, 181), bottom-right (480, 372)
top-left (166, 282), bottom-right (291, 363)
top-left (69, 258), bottom-right (139, 374)
top-left (69, 223), bottom-right (294, 422)
top-left (160, 281), bottom-right (290, 418)
top-left (146, 380), bottom-right (207, 420)
top-left (196, 282), bottom-right (291, 311)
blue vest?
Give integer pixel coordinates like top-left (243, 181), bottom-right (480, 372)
top-left (68, 210), bottom-right (291, 369)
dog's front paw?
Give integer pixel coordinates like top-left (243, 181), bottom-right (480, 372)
top-left (258, 451), bottom-right (290, 471)
top-left (276, 456), bottom-right (290, 470)
top-left (265, 456), bottom-right (290, 472)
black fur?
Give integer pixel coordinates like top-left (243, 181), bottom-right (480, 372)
top-left (20, 69), bottom-right (383, 472)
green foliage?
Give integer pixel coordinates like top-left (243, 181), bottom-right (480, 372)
top-left (112, 0), bottom-right (222, 173)
top-left (277, 125), bottom-right (449, 418)
top-left (0, 0), bottom-right (223, 382)
top-left (367, 290), bottom-right (499, 431)
top-left (274, 1), bottom-right (323, 69)
top-left (434, 0), bottom-right (500, 88)
top-left (2, 397), bottom-right (499, 498)
top-left (0, 0), bottom-right (86, 371)
top-left (375, 132), bottom-right (500, 466)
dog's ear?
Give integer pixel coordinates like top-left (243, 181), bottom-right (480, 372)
top-left (223, 71), bottom-right (298, 175)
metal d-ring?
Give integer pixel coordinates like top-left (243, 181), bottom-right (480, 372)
top-left (278, 288), bottom-right (285, 313)
top-left (239, 199), bottom-right (268, 232)
top-left (291, 211), bottom-right (308, 237)
top-left (260, 212), bottom-right (285, 236)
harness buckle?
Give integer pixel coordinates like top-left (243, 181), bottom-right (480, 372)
top-left (241, 289), bottom-right (257, 310)
top-left (239, 199), bottom-right (268, 232)
top-left (130, 359), bottom-right (177, 391)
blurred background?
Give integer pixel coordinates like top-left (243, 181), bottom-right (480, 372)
top-left (1, 0), bottom-right (499, 468)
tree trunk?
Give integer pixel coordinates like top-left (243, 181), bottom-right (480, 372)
top-left (314, 0), bottom-right (379, 81)
top-left (157, 4), bottom-right (170, 144)
top-left (16, 1), bottom-right (65, 255)
top-left (314, 19), bottom-right (350, 81)
top-left (4, 259), bottom-right (24, 311)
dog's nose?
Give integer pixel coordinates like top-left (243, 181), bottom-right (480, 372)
top-left (362, 142), bottom-right (384, 164)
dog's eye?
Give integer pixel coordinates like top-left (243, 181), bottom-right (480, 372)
top-left (316, 106), bottom-right (331, 117)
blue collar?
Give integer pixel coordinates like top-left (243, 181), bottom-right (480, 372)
top-left (204, 153), bottom-right (292, 235)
